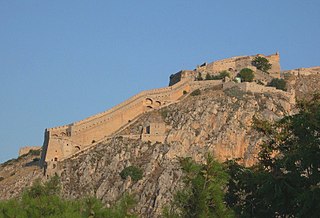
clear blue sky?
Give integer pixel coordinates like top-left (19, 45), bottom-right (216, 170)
top-left (1, 1), bottom-right (319, 163)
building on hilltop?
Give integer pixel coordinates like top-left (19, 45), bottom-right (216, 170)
top-left (169, 53), bottom-right (280, 86)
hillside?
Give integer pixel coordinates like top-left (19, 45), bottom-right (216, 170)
top-left (54, 84), bottom-right (296, 216)
top-left (1, 62), bottom-right (320, 217)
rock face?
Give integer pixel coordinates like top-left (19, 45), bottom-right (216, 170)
top-left (54, 85), bottom-right (295, 217)
top-left (0, 151), bottom-right (42, 200)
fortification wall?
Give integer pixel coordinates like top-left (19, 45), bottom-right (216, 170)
top-left (223, 81), bottom-right (295, 104)
top-left (169, 53), bottom-right (281, 85)
top-left (282, 67), bottom-right (320, 76)
top-left (42, 79), bottom-right (194, 165)
top-left (19, 146), bottom-right (41, 157)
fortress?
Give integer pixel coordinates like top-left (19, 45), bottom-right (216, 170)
top-left (40, 52), bottom-right (295, 175)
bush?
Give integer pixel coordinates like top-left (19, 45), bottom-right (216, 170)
top-left (206, 71), bottom-right (231, 80)
top-left (252, 56), bottom-right (272, 73)
top-left (190, 89), bottom-right (201, 96)
top-left (120, 166), bottom-right (143, 182)
top-left (0, 175), bottom-right (137, 218)
top-left (0, 177), bottom-right (4, 182)
top-left (238, 68), bottom-right (255, 82)
top-left (268, 78), bottom-right (287, 91)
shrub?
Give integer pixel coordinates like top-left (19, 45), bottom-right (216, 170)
top-left (208, 70), bottom-right (231, 80)
top-left (190, 89), bottom-right (201, 96)
top-left (238, 68), bottom-right (254, 82)
top-left (0, 177), bottom-right (4, 182)
top-left (268, 78), bottom-right (287, 91)
top-left (252, 56), bottom-right (272, 73)
top-left (120, 166), bottom-right (143, 182)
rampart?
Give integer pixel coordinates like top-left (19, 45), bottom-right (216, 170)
top-left (19, 146), bottom-right (41, 157)
top-left (282, 66), bottom-right (320, 76)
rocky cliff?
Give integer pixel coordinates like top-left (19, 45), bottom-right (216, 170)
top-left (1, 69), bottom-right (319, 217)
top-left (56, 84), bottom-right (296, 217)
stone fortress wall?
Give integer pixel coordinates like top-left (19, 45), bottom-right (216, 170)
top-left (19, 146), bottom-right (41, 157)
top-left (282, 66), bottom-right (320, 76)
top-left (170, 53), bottom-right (281, 86)
top-left (41, 52), bottom-right (296, 173)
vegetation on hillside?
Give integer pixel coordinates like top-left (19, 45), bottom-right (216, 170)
top-left (163, 155), bottom-right (235, 218)
top-left (268, 78), bottom-right (287, 91)
top-left (226, 94), bottom-right (320, 217)
top-left (0, 175), bottom-right (137, 218)
top-left (252, 56), bottom-right (272, 73)
top-left (238, 68), bottom-right (255, 82)
top-left (205, 71), bottom-right (231, 80)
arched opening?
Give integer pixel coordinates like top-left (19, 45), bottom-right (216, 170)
top-left (146, 106), bottom-right (153, 110)
top-left (60, 132), bottom-right (66, 136)
top-left (52, 134), bottom-right (58, 137)
top-left (154, 101), bottom-right (161, 107)
top-left (54, 157), bottom-right (58, 161)
top-left (145, 98), bottom-right (153, 105)
top-left (75, 146), bottom-right (81, 151)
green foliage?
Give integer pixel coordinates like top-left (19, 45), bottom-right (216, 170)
top-left (238, 68), bottom-right (254, 82)
top-left (0, 176), bottom-right (137, 218)
top-left (268, 78), bottom-right (287, 91)
top-left (205, 71), bottom-right (231, 80)
top-left (160, 108), bottom-right (169, 120)
top-left (190, 89), bottom-right (201, 96)
top-left (226, 94), bottom-right (320, 217)
top-left (120, 166), bottom-right (143, 182)
top-left (252, 56), bottom-right (272, 73)
top-left (164, 155), bottom-right (235, 218)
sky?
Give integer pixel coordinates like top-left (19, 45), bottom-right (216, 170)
top-left (0, 1), bottom-right (320, 163)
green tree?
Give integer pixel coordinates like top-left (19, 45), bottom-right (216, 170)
top-left (252, 56), bottom-right (272, 73)
top-left (226, 94), bottom-right (320, 217)
top-left (120, 166), bottom-right (143, 182)
top-left (164, 155), bottom-right (235, 218)
top-left (0, 176), bottom-right (137, 218)
top-left (238, 68), bottom-right (254, 82)
top-left (268, 78), bottom-right (287, 91)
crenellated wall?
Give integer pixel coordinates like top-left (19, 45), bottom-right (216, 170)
top-left (41, 79), bottom-right (196, 168)
top-left (40, 53), bottom-right (285, 174)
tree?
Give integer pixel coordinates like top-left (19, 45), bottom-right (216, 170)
top-left (238, 68), bottom-right (254, 82)
top-left (268, 78), bottom-right (287, 91)
top-left (252, 56), bottom-right (272, 73)
top-left (164, 155), bottom-right (235, 218)
top-left (226, 94), bottom-right (320, 217)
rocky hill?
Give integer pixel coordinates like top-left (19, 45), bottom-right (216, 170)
top-left (0, 150), bottom-right (42, 200)
top-left (1, 69), bottom-right (319, 217)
